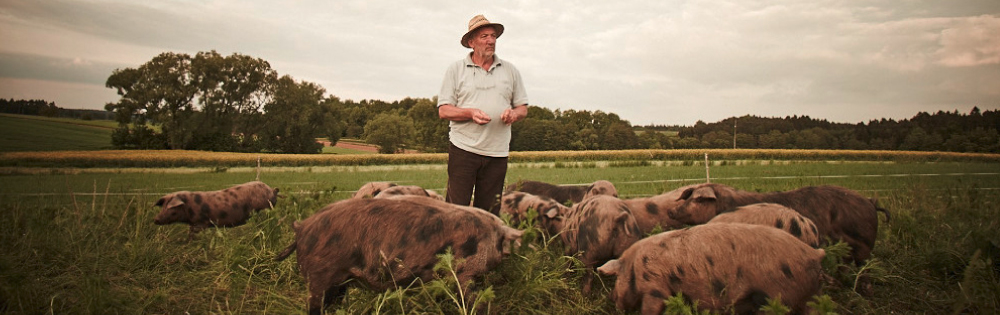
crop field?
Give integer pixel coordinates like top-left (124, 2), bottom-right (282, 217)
top-left (2, 153), bottom-right (999, 314)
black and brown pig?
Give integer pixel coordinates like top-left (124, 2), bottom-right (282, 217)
top-left (274, 197), bottom-right (523, 315)
top-left (504, 179), bottom-right (618, 206)
top-left (498, 191), bottom-right (572, 235)
top-left (561, 195), bottom-right (642, 294)
top-left (598, 223), bottom-right (826, 315)
top-left (707, 203), bottom-right (821, 248)
top-left (372, 185), bottom-right (440, 200)
top-left (153, 181), bottom-right (279, 240)
top-left (669, 183), bottom-right (889, 264)
top-left (583, 179), bottom-right (618, 200)
top-left (620, 184), bottom-right (699, 234)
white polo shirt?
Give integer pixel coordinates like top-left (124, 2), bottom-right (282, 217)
top-left (438, 54), bottom-right (529, 157)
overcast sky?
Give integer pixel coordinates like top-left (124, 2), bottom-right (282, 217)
top-left (1, 1), bottom-right (998, 126)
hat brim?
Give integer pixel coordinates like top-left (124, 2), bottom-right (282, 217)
top-left (461, 23), bottom-right (504, 48)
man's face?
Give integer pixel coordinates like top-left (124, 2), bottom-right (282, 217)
top-left (469, 26), bottom-right (497, 58)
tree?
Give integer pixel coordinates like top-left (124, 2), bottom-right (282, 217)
top-left (190, 51), bottom-right (277, 151)
top-left (602, 122), bottom-right (640, 150)
top-left (407, 98), bottom-right (450, 152)
top-left (260, 75), bottom-right (327, 153)
top-left (364, 113), bottom-right (416, 154)
top-left (512, 118), bottom-right (573, 151)
top-left (638, 130), bottom-right (673, 149)
top-left (105, 52), bottom-right (198, 149)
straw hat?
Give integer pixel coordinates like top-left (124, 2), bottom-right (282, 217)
top-left (461, 14), bottom-right (504, 48)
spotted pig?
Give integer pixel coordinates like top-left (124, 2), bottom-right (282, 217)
top-left (274, 197), bottom-right (523, 315)
top-left (499, 191), bottom-right (572, 235)
top-left (153, 181), bottom-right (279, 240)
top-left (620, 184), bottom-right (699, 234)
top-left (669, 183), bottom-right (889, 264)
top-left (561, 195), bottom-right (642, 294)
top-left (372, 185), bottom-right (443, 200)
top-left (504, 179), bottom-right (618, 206)
top-left (583, 179), bottom-right (618, 200)
top-left (598, 223), bottom-right (826, 315)
top-left (707, 203), bottom-right (821, 248)
top-left (351, 181), bottom-right (397, 199)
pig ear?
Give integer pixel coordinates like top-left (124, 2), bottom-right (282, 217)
top-left (155, 197), bottom-right (167, 207)
top-left (545, 207), bottom-right (560, 219)
top-left (164, 197), bottom-right (185, 210)
top-left (615, 212), bottom-right (634, 236)
top-left (598, 259), bottom-right (620, 276)
top-left (678, 188), bottom-right (695, 201)
top-left (691, 187), bottom-right (717, 202)
top-left (505, 226), bottom-right (524, 239)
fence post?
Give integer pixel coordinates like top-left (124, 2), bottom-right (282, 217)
top-left (256, 156), bottom-right (262, 181)
top-left (704, 153), bottom-right (711, 183)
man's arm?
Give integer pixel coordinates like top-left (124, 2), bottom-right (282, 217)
top-left (501, 104), bottom-right (528, 125)
top-left (438, 104), bottom-right (491, 125)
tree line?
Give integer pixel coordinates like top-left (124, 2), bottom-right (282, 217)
top-left (672, 109), bottom-right (1000, 153)
top-left (17, 50), bottom-right (998, 154)
top-left (0, 99), bottom-right (113, 120)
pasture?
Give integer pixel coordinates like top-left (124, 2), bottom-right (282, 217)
top-left (2, 155), bottom-right (999, 314)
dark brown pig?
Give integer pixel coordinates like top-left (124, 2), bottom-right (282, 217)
top-left (504, 180), bottom-right (587, 205)
top-left (351, 181), bottom-right (397, 199)
top-left (504, 179), bottom-right (617, 205)
top-left (498, 191), bottom-right (572, 235)
top-left (274, 197), bottom-right (523, 315)
top-left (669, 183), bottom-right (889, 264)
top-left (598, 223), bottom-right (826, 315)
top-left (153, 181), bottom-right (279, 240)
top-left (707, 203), bottom-right (821, 248)
top-left (560, 195), bottom-right (642, 294)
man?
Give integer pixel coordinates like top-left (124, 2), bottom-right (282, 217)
top-left (438, 14), bottom-right (528, 214)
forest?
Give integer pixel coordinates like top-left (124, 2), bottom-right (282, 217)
top-left (7, 50), bottom-right (998, 154)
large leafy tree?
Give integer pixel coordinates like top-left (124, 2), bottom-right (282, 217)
top-left (106, 52), bottom-right (197, 149)
top-left (190, 51), bottom-right (277, 151)
top-left (260, 75), bottom-right (329, 153)
top-left (407, 98), bottom-right (449, 152)
top-left (364, 112), bottom-right (416, 154)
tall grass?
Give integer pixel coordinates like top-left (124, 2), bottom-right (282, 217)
top-left (1, 161), bottom-right (998, 314)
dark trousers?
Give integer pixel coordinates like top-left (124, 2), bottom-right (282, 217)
top-left (446, 143), bottom-right (508, 215)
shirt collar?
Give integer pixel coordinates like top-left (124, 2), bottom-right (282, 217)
top-left (464, 53), bottom-right (502, 70)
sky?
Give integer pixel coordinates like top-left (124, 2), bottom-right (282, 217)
top-left (1, 1), bottom-right (998, 126)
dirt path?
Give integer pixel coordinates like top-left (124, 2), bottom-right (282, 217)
top-left (320, 140), bottom-right (419, 153)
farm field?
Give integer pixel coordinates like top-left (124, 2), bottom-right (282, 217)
top-left (2, 156), bottom-right (999, 314)
top-left (0, 114), bottom-right (114, 152)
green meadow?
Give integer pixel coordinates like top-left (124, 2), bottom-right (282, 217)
top-left (1, 115), bottom-right (998, 314)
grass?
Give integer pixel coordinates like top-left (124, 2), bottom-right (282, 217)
top-left (0, 114), bottom-right (115, 152)
top-left (1, 160), bottom-right (999, 314)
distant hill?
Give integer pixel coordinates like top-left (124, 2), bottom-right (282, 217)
top-left (0, 114), bottom-right (114, 152)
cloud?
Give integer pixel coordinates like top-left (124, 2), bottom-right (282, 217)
top-left (0, 0), bottom-right (997, 126)
top-left (0, 53), bottom-right (121, 85)
top-left (936, 15), bottom-right (1000, 66)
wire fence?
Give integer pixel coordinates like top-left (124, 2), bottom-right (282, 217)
top-left (10, 172), bottom-right (999, 197)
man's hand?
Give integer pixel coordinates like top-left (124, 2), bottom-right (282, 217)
top-left (470, 109), bottom-right (492, 125)
top-left (501, 105), bottom-right (528, 125)
top-left (438, 104), bottom-right (491, 125)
